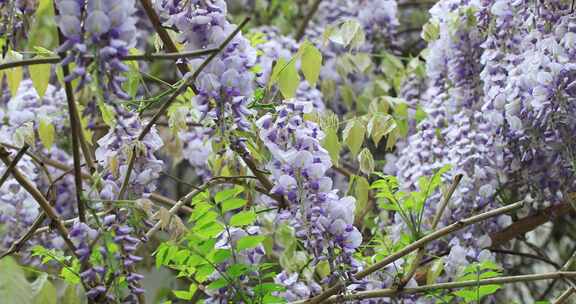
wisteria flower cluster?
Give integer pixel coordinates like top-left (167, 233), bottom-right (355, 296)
top-left (55, 0), bottom-right (138, 100)
top-left (3, 0), bottom-right (576, 303)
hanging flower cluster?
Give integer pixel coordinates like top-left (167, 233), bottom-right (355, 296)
top-left (95, 108), bottom-right (164, 199)
top-left (55, 0), bottom-right (138, 100)
top-left (156, 0), bottom-right (257, 131)
top-left (256, 100), bottom-right (362, 295)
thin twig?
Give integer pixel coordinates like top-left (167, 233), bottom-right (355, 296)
top-left (490, 248), bottom-right (561, 269)
top-left (142, 176), bottom-right (258, 242)
top-left (0, 147), bottom-right (77, 256)
top-left (0, 144), bottom-right (29, 188)
top-left (292, 272), bottom-right (576, 303)
top-left (231, 139), bottom-right (287, 209)
top-left (33, 211), bottom-right (109, 235)
top-left (0, 48), bottom-right (219, 71)
top-left (552, 287), bottom-right (575, 304)
top-left (138, 0), bottom-right (191, 75)
top-left (58, 48), bottom-right (87, 223)
top-left (117, 17), bottom-right (251, 200)
top-left (138, 17), bottom-right (251, 140)
top-left (0, 212), bottom-right (47, 259)
top-left (398, 174), bottom-right (462, 287)
top-left (116, 146), bottom-right (137, 200)
top-left (53, 3), bottom-right (94, 222)
top-left (301, 200), bottom-right (527, 304)
top-left (295, 0), bottom-right (323, 41)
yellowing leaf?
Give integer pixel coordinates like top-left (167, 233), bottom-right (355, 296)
top-left (14, 122), bottom-right (35, 148)
top-left (328, 19), bottom-right (365, 49)
top-left (354, 176), bottom-right (370, 223)
top-left (300, 41), bottom-right (322, 86)
top-left (342, 119), bottom-right (366, 156)
top-left (5, 51), bottom-right (23, 96)
top-left (38, 118), bottom-right (55, 149)
top-left (368, 113), bottom-right (396, 146)
top-left (29, 60), bottom-right (51, 97)
top-left (323, 129), bottom-right (341, 166)
top-left (358, 148), bottom-right (374, 175)
top-left (270, 57), bottom-right (300, 99)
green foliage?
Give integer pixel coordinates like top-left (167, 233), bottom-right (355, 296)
top-left (153, 187), bottom-right (285, 303)
top-left (0, 257), bottom-right (34, 304)
top-left (268, 41), bottom-right (323, 99)
top-left (38, 118), bottom-right (55, 149)
top-left (299, 41), bottom-right (322, 86)
top-left (31, 274), bottom-right (57, 304)
top-left (31, 245), bottom-right (80, 284)
top-left (452, 261), bottom-right (503, 303)
top-left (371, 165), bottom-right (451, 239)
top-left (342, 118), bottom-right (366, 156)
top-left (4, 51), bottom-right (23, 96)
top-left (324, 19), bottom-right (366, 50)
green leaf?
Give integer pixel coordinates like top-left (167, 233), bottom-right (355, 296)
top-left (173, 289), bottom-right (193, 300)
top-left (358, 148), bottom-right (374, 176)
top-left (237, 235), bottom-right (266, 251)
top-left (29, 60), bottom-right (51, 97)
top-left (277, 59), bottom-right (299, 99)
top-left (125, 48), bottom-right (141, 98)
top-left (215, 186), bottom-right (243, 203)
top-left (354, 176), bottom-right (370, 222)
top-left (97, 99), bottom-right (116, 127)
top-left (322, 129), bottom-right (341, 166)
top-left (227, 264), bottom-right (249, 278)
top-left (60, 260), bottom-right (80, 284)
top-left (221, 198), bottom-right (247, 213)
top-left (421, 21), bottom-right (440, 42)
top-left (61, 284), bottom-right (86, 304)
top-left (5, 51), bottom-right (23, 96)
top-left (229, 210), bottom-right (257, 227)
top-left (299, 41), bottom-right (322, 86)
top-left (207, 278), bottom-right (229, 290)
top-left (212, 249), bottom-right (232, 264)
top-left (342, 119), bottom-right (366, 156)
top-left (263, 294), bottom-right (286, 304)
top-left (0, 257), bottom-right (33, 304)
top-left (426, 257), bottom-right (444, 285)
top-left (38, 118), bottom-right (55, 149)
top-left (328, 19), bottom-right (365, 49)
top-left (32, 274), bottom-right (56, 304)
top-left (368, 113), bottom-right (396, 146)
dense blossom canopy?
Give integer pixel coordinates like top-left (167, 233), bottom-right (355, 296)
top-left (1, 0), bottom-right (576, 303)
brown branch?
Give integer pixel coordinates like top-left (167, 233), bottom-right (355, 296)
top-left (138, 0), bottom-right (190, 75)
top-left (295, 0), bottom-right (323, 41)
top-left (149, 192), bottom-right (194, 214)
top-left (0, 144), bottom-right (29, 188)
top-left (0, 146), bottom-right (77, 256)
top-left (0, 212), bottom-right (47, 260)
top-left (301, 200), bottom-right (527, 304)
top-left (231, 139), bottom-right (287, 209)
top-left (292, 272), bottom-right (576, 303)
top-left (0, 48), bottom-right (218, 71)
top-left (490, 202), bottom-right (573, 247)
top-left (553, 287), bottom-right (575, 304)
top-left (399, 174), bottom-right (463, 287)
top-left (57, 44), bottom-right (87, 223)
